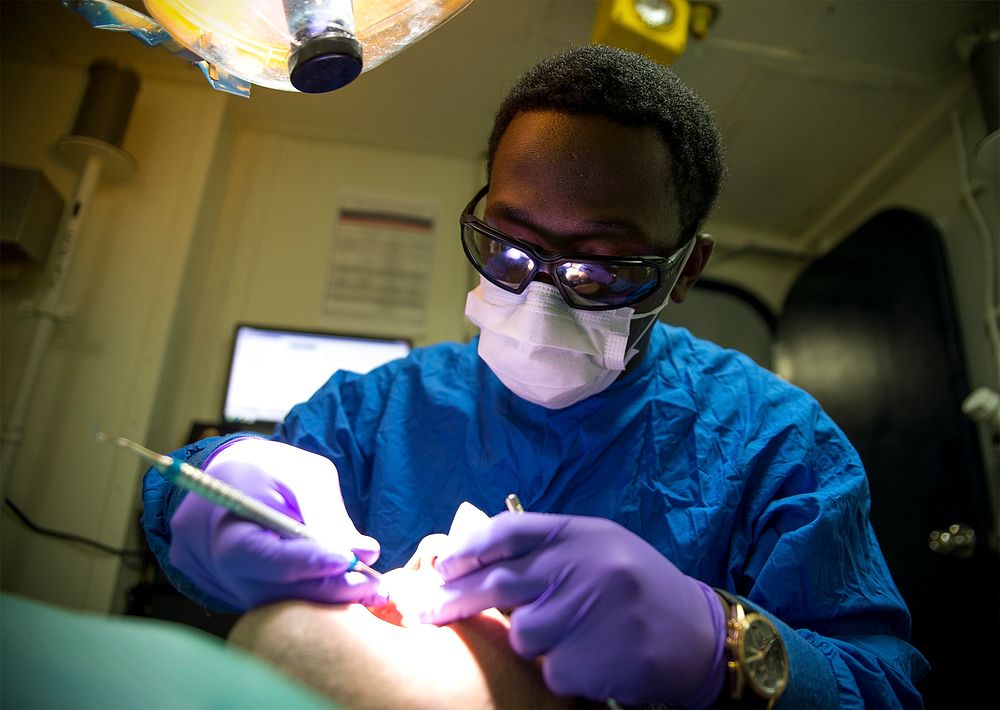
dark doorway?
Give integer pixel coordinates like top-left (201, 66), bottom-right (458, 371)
top-left (778, 208), bottom-right (998, 709)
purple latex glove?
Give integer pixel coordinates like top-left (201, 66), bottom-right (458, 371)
top-left (169, 438), bottom-right (383, 611)
top-left (420, 512), bottom-right (726, 707)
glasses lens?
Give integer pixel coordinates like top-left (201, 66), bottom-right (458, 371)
top-left (557, 261), bottom-right (659, 307)
top-left (463, 224), bottom-right (536, 291)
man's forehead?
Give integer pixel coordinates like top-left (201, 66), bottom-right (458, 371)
top-left (486, 196), bottom-right (655, 242)
top-left (488, 111), bottom-right (682, 251)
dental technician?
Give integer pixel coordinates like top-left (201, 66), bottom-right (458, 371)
top-left (143, 45), bottom-right (926, 708)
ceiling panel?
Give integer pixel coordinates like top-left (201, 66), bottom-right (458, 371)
top-left (695, 0), bottom-right (829, 53)
top-left (718, 70), bottom-right (927, 234)
top-left (797, 0), bottom-right (995, 76)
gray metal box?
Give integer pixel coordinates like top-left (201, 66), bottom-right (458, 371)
top-left (1, 165), bottom-right (63, 265)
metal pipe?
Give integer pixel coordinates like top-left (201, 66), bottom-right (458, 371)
top-left (2, 153), bottom-right (104, 494)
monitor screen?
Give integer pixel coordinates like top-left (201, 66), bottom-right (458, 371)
top-left (223, 325), bottom-right (411, 424)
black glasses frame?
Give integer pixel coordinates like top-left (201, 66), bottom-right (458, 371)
top-left (460, 185), bottom-right (692, 311)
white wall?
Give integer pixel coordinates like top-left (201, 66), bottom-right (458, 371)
top-left (0, 59), bottom-right (225, 612)
top-left (699, 218), bottom-right (810, 314)
top-left (145, 129), bottom-right (482, 457)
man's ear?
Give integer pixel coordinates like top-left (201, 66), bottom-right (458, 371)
top-left (670, 234), bottom-right (714, 303)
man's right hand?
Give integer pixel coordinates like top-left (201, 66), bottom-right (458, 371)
top-left (168, 438), bottom-right (382, 611)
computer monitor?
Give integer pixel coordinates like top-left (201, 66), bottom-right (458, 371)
top-left (222, 324), bottom-right (411, 425)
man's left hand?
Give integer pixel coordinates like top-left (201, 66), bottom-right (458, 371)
top-left (418, 512), bottom-right (727, 707)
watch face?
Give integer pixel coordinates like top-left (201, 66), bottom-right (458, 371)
top-left (739, 614), bottom-right (788, 696)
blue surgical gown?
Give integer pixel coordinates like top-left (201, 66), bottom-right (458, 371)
top-left (143, 323), bottom-right (927, 707)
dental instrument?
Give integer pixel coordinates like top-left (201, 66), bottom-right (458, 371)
top-left (97, 433), bottom-right (381, 579)
top-left (504, 493), bottom-right (524, 514)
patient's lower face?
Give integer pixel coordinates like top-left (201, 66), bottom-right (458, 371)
top-left (229, 599), bottom-right (571, 710)
top-left (229, 525), bottom-right (573, 708)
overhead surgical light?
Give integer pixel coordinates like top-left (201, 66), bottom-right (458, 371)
top-left (64, 0), bottom-right (473, 97)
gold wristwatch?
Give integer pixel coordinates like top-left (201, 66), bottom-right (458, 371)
top-left (715, 589), bottom-right (789, 709)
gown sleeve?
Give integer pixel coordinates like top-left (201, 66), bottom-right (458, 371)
top-left (140, 432), bottom-right (265, 610)
top-left (730, 379), bottom-right (928, 708)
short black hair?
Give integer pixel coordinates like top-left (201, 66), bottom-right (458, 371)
top-left (488, 44), bottom-right (726, 242)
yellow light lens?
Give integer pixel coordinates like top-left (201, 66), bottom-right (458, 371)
top-left (633, 0), bottom-right (673, 28)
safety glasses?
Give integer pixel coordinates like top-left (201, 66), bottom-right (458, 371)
top-left (460, 186), bottom-right (693, 311)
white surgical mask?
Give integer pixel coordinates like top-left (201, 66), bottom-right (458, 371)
top-left (465, 278), bottom-right (672, 409)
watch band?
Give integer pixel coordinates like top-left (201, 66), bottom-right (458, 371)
top-left (715, 589), bottom-right (788, 710)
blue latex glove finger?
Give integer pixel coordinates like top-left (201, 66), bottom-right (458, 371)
top-left (433, 511), bottom-right (570, 581)
top-left (417, 551), bottom-right (550, 625)
top-left (421, 512), bottom-right (727, 707)
top-left (219, 534), bottom-right (382, 609)
top-left (170, 498), bottom-right (385, 610)
top-left (167, 438), bottom-right (382, 612)
top-left (214, 518), bottom-right (354, 581)
top-left (206, 455), bottom-right (380, 562)
top-left (214, 516), bottom-right (381, 583)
